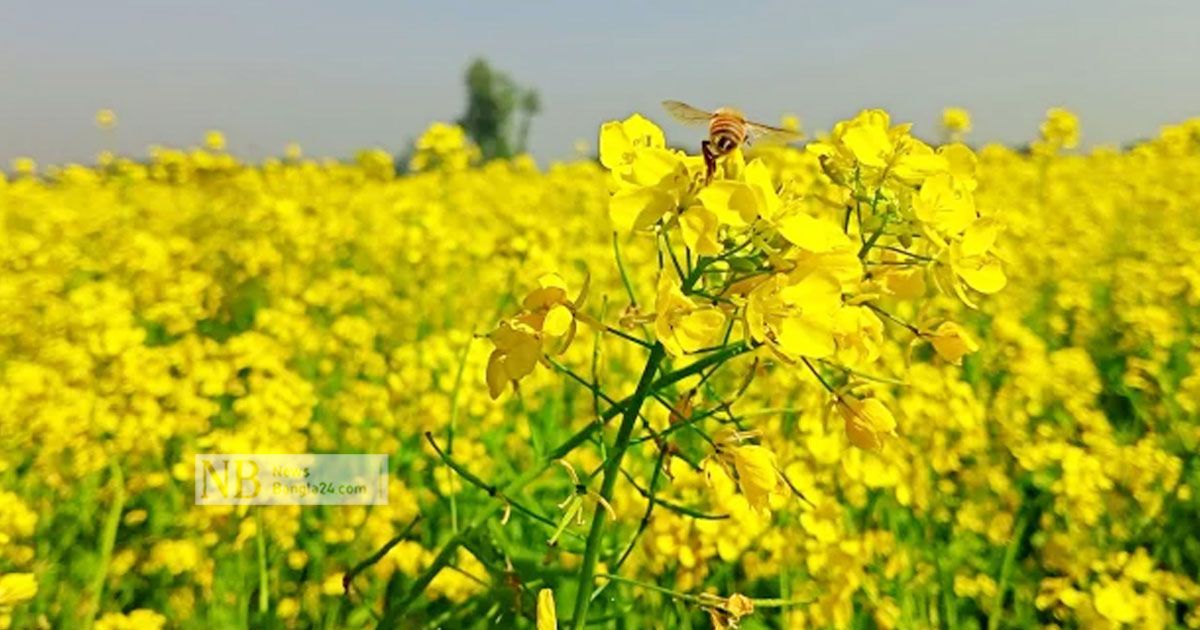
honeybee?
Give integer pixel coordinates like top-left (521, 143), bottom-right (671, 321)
top-left (662, 100), bottom-right (802, 183)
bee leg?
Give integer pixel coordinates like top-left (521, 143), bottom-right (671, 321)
top-left (701, 140), bottom-right (716, 184)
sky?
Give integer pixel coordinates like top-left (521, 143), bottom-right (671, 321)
top-left (3, 0), bottom-right (1200, 165)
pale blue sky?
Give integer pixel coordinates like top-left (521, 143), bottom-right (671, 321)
top-left (3, 1), bottom-right (1199, 165)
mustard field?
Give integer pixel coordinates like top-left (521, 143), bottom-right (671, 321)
top-left (1, 109), bottom-right (1199, 629)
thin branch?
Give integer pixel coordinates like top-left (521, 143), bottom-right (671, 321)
top-left (800, 357), bottom-right (841, 400)
top-left (612, 231), bottom-right (638, 308)
top-left (661, 228), bottom-right (686, 281)
top-left (604, 325), bottom-right (654, 348)
top-left (593, 572), bottom-right (813, 609)
top-left (864, 302), bottom-right (928, 338)
top-left (424, 433), bottom-right (574, 535)
top-left (878, 244), bottom-right (936, 262)
top-left (343, 515), bottom-right (423, 594)
top-left (618, 466), bottom-right (728, 521)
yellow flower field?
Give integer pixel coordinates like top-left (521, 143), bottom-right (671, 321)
top-left (1, 108), bottom-right (1199, 629)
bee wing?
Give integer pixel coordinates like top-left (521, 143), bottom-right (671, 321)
top-left (662, 100), bottom-right (714, 126)
top-left (744, 121), bottom-right (804, 146)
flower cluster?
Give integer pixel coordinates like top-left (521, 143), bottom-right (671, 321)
top-left (478, 106), bottom-right (1014, 626)
top-left (1, 106), bottom-right (1198, 629)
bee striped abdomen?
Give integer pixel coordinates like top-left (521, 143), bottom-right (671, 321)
top-left (708, 115), bottom-right (746, 154)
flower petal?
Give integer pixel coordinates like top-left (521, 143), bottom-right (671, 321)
top-left (542, 304), bottom-right (573, 337)
top-left (777, 212), bottom-right (849, 253)
top-left (778, 315), bottom-right (835, 358)
top-left (609, 187), bottom-right (674, 232)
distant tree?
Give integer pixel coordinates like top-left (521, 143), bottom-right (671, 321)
top-left (515, 89), bottom-right (541, 155)
top-left (457, 59), bottom-right (540, 160)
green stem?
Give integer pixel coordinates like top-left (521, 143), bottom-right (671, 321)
top-left (547, 358), bottom-right (622, 408)
top-left (594, 573), bottom-right (811, 609)
top-left (661, 228), bottom-right (686, 280)
top-left (424, 432), bottom-right (579, 539)
top-left (858, 215), bottom-right (890, 259)
top-left (630, 402), bottom-right (724, 445)
top-left (879, 244), bottom-right (936, 262)
top-left (605, 325), bottom-right (654, 348)
top-left (989, 513), bottom-right (1030, 630)
top-left (571, 342), bottom-right (667, 629)
top-left (613, 231), bottom-right (638, 308)
top-left (446, 336), bottom-right (473, 533)
top-left (390, 421), bottom-right (608, 618)
top-left (256, 507), bottom-right (269, 614)
top-left (864, 302), bottom-right (927, 338)
top-left (81, 460), bottom-right (125, 630)
top-left (602, 449), bottom-right (669, 596)
top-left (343, 516), bottom-right (422, 595)
top-left (619, 467), bottom-right (727, 521)
top-left (656, 341), bottom-right (749, 389)
top-left (817, 358), bottom-right (908, 386)
top-left (591, 302), bottom-right (609, 462)
top-left (386, 342), bottom-right (748, 618)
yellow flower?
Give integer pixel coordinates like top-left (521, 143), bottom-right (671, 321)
top-left (599, 113), bottom-right (665, 170)
top-left (939, 143), bottom-right (978, 189)
top-left (10, 157), bottom-right (36, 176)
top-left (1092, 579), bottom-right (1137, 624)
top-left (809, 108), bottom-right (953, 188)
top-left (0, 573), bottom-right (37, 606)
top-left (914, 173), bottom-right (976, 237)
top-left (486, 272), bottom-right (594, 398)
top-left (485, 320), bottom-right (541, 399)
top-left (286, 549), bottom-right (309, 570)
top-left (609, 186), bottom-right (676, 232)
top-left (524, 272), bottom-right (593, 345)
top-left (731, 444), bottom-right (779, 512)
top-left (94, 609), bottom-right (168, 630)
top-left (95, 108), bottom-right (118, 130)
top-left (1040, 107), bottom-right (1080, 150)
top-left (654, 274), bottom-right (724, 357)
top-left (146, 539), bottom-right (201, 576)
top-left (322, 572), bottom-right (345, 596)
top-left (744, 159), bottom-right (782, 220)
top-left (205, 130), bottom-right (226, 151)
top-left (787, 242), bottom-right (864, 293)
top-left (874, 596), bottom-right (901, 629)
top-left (882, 264), bottom-right (926, 299)
top-left (941, 107), bottom-right (972, 135)
top-left (832, 306), bottom-right (884, 367)
top-left (356, 148), bottom-right (395, 179)
top-left (626, 147), bottom-right (689, 190)
top-left (777, 211), bottom-right (850, 253)
top-left (123, 509), bottom-right (148, 526)
top-left (690, 158), bottom-right (779, 225)
top-left (522, 274), bottom-right (570, 329)
top-left (601, 114), bottom-right (689, 231)
top-left (276, 597), bottom-right (300, 619)
top-left (697, 180), bottom-right (758, 226)
top-left (707, 592), bottom-right (756, 629)
top-left (678, 204), bottom-right (722, 255)
top-left (840, 110), bottom-right (894, 168)
top-left (949, 218), bottom-right (1007, 299)
top-left (724, 593), bottom-right (754, 619)
top-left (408, 122), bottom-right (481, 171)
top-left (837, 397), bottom-right (897, 452)
top-left (746, 272), bottom-right (842, 359)
top-left (930, 321), bottom-right (979, 364)
top-left (537, 588), bottom-right (557, 630)
top-left (890, 139), bottom-right (949, 186)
